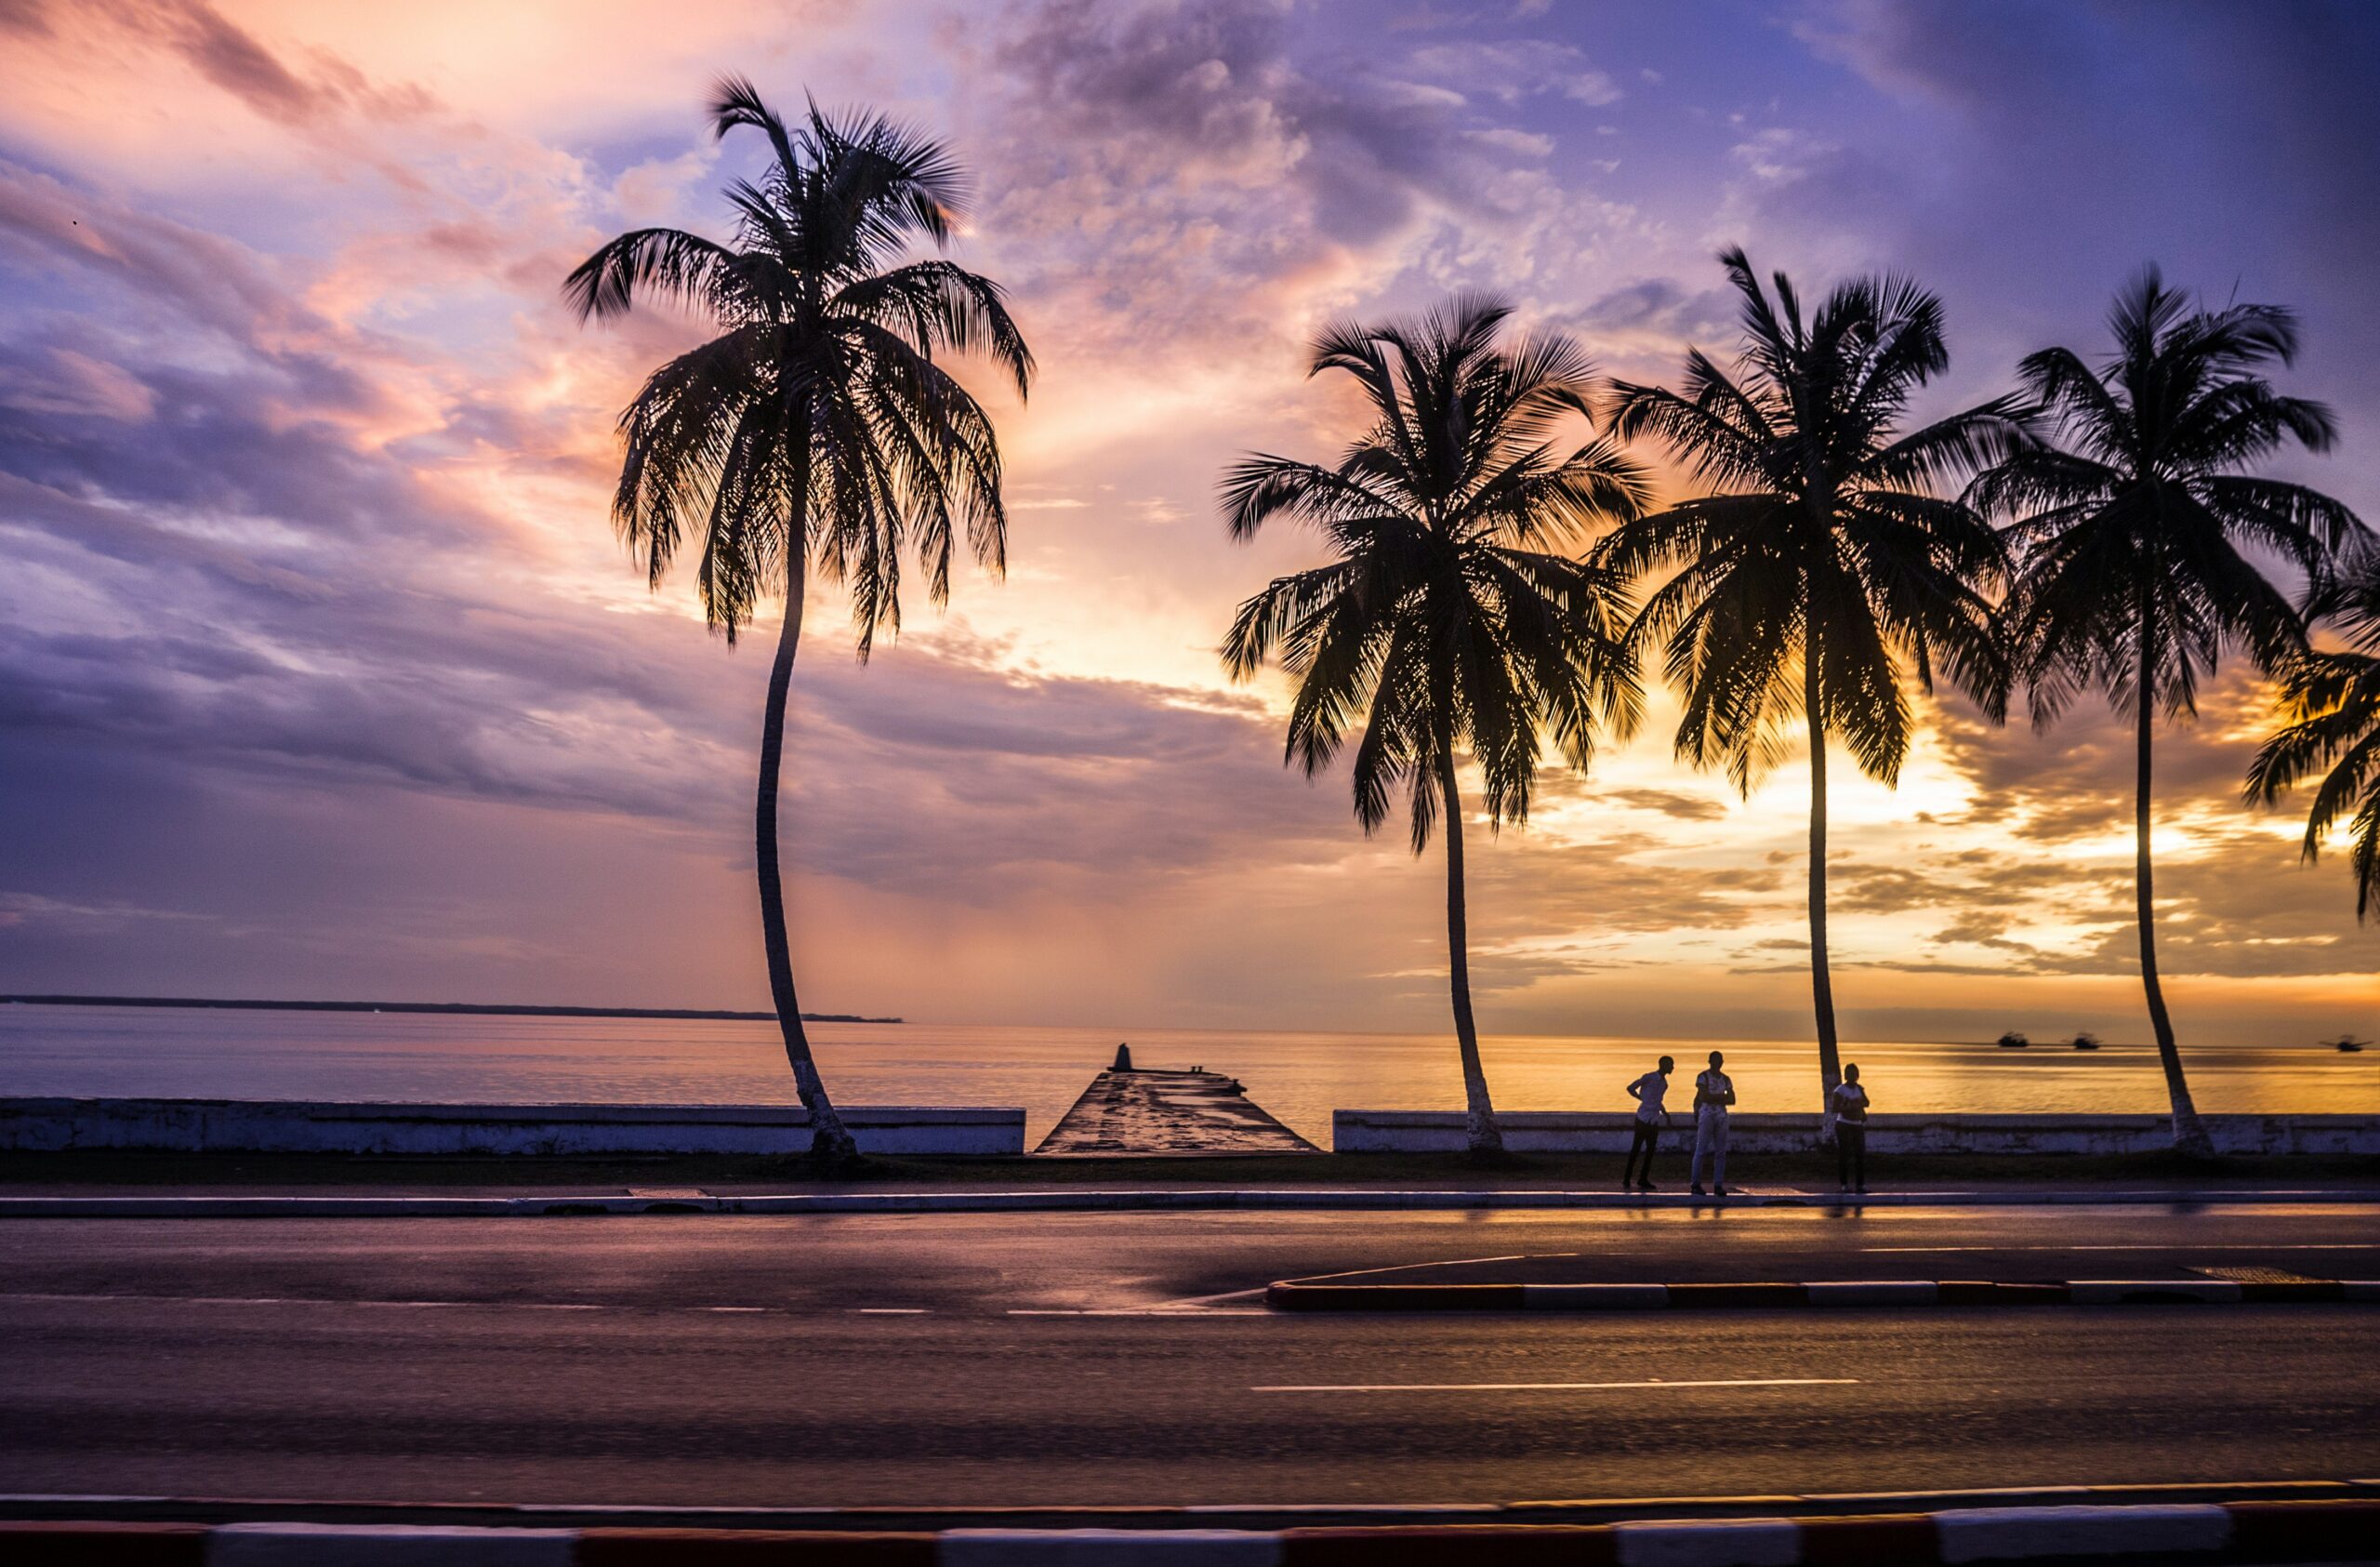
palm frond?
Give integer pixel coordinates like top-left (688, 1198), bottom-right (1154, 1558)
top-left (1223, 299), bottom-right (1642, 847)
top-left (563, 228), bottom-right (744, 322)
top-left (575, 80), bottom-right (1031, 648)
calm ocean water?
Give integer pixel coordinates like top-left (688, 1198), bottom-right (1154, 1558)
top-left (4, 1003), bottom-right (2374, 1144)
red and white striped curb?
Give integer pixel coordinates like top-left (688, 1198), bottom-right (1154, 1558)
top-left (1266, 1277), bottom-right (2380, 1310)
top-left (7, 1500), bottom-right (2378, 1563)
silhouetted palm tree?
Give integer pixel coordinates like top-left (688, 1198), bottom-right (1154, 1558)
top-left (1974, 268), bottom-right (2357, 1158)
top-left (567, 80), bottom-right (1031, 1164)
top-left (2248, 559), bottom-right (2380, 920)
top-left (1596, 248), bottom-right (2019, 1116)
top-left (1221, 298), bottom-right (1647, 1156)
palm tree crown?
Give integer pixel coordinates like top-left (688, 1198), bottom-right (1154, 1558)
top-left (1223, 296), bottom-right (1648, 843)
top-left (1976, 269), bottom-right (2351, 728)
top-left (1595, 247), bottom-right (2021, 1112)
top-left (1222, 296), bottom-right (1647, 1153)
top-left (2249, 561), bottom-right (2380, 918)
top-left (567, 77), bottom-right (1032, 651)
top-left (1973, 266), bottom-right (2358, 1156)
top-left (567, 80), bottom-right (1031, 1162)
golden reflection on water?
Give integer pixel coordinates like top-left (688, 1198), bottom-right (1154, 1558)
top-left (5, 1004), bottom-right (2374, 1144)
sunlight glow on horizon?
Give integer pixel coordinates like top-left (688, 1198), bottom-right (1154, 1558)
top-left (0, 0), bottom-right (2373, 1043)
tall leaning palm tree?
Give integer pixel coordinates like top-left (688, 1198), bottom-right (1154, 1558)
top-left (567, 79), bottom-right (1032, 1164)
top-left (1973, 268), bottom-right (2356, 1158)
top-left (2250, 559), bottom-right (2380, 920)
top-left (1222, 297), bottom-right (1648, 1157)
top-left (1596, 248), bottom-right (2019, 1116)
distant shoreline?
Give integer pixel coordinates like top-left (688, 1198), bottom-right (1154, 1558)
top-left (0, 995), bottom-right (903, 1025)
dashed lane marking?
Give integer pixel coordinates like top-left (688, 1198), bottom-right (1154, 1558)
top-left (0, 1291), bottom-right (1269, 1318)
top-left (1251, 1376), bottom-right (1861, 1392)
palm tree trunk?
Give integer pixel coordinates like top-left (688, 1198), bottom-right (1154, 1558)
top-left (1806, 647), bottom-right (1843, 1121)
top-left (755, 509), bottom-right (858, 1168)
top-left (2133, 626), bottom-right (2213, 1160)
top-left (1436, 747), bottom-right (1504, 1157)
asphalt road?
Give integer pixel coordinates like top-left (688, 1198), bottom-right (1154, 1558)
top-left (5, 1205), bottom-right (2378, 1507)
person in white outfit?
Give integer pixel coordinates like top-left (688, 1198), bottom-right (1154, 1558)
top-left (1831, 1063), bottom-right (1871, 1192)
top-left (1690, 1049), bottom-right (1736, 1196)
top-left (1621, 1056), bottom-right (1673, 1191)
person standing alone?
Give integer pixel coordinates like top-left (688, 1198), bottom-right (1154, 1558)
top-left (1831, 1062), bottom-right (1871, 1193)
top-left (1621, 1055), bottom-right (1673, 1191)
top-left (1690, 1050), bottom-right (1736, 1197)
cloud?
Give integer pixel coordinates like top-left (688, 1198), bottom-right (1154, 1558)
top-left (959, 0), bottom-right (1609, 373)
top-left (0, 0), bottom-right (2373, 1043)
top-left (147, 0), bottom-right (346, 126)
top-left (1599, 787), bottom-right (1729, 822)
top-left (1406, 38), bottom-right (1622, 108)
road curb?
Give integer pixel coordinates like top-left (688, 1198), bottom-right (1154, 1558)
top-left (7, 1499), bottom-right (2379, 1562)
top-left (8, 1481), bottom-right (2377, 1533)
top-left (2, 1187), bottom-right (2375, 1219)
top-left (1266, 1278), bottom-right (2380, 1311)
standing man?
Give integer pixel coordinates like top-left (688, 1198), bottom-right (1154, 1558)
top-left (1622, 1055), bottom-right (1673, 1191)
top-left (1831, 1062), bottom-right (1871, 1193)
top-left (1690, 1049), bottom-right (1736, 1197)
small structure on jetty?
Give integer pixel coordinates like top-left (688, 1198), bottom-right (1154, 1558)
top-left (1035, 1054), bottom-right (1318, 1156)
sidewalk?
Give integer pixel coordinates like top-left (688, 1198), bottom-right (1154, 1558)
top-left (3, 1148), bottom-right (2373, 1202)
top-left (3, 1183), bottom-right (2377, 1217)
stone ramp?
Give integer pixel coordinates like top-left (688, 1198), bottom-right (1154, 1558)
top-left (1034, 1066), bottom-right (1320, 1156)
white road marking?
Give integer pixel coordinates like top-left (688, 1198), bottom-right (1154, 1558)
top-left (1288, 1252), bottom-right (1553, 1285)
top-left (1251, 1376), bottom-right (1859, 1393)
top-left (1863, 1243), bottom-right (2379, 1253)
top-left (1147, 1286), bottom-right (1272, 1308)
top-left (0, 1291), bottom-right (1265, 1319)
top-left (0, 1292), bottom-right (760, 1316)
top-left (0, 1293), bottom-right (299, 1308)
top-left (1006, 1308), bottom-right (1271, 1317)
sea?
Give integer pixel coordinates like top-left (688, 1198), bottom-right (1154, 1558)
top-left (3, 1003), bottom-right (2373, 1145)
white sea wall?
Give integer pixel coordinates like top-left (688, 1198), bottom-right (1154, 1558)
top-left (1332, 1109), bottom-right (2380, 1156)
top-left (0, 1098), bottom-right (1027, 1156)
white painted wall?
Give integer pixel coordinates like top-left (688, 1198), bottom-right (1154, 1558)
top-left (0, 1098), bottom-right (1027, 1156)
top-left (1332, 1109), bottom-right (2380, 1156)
top-left (10, 1099), bottom-right (2370, 1160)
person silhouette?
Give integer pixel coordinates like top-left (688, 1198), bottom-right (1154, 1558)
top-left (1690, 1049), bottom-right (1736, 1197)
top-left (1831, 1063), bottom-right (1871, 1193)
top-left (1622, 1055), bottom-right (1674, 1191)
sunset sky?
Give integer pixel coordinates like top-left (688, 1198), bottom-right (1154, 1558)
top-left (2, 0), bottom-right (2375, 1045)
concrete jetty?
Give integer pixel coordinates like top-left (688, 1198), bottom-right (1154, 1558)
top-left (1034, 1058), bottom-right (1319, 1156)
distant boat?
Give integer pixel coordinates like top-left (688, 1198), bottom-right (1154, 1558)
top-left (2326, 1034), bottom-right (2369, 1054)
top-left (1995, 1030), bottom-right (2030, 1049)
top-left (2071, 1032), bottom-right (2102, 1051)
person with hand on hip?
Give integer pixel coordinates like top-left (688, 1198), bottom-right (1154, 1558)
top-left (1831, 1063), bottom-right (1871, 1193)
top-left (1621, 1055), bottom-right (1673, 1191)
top-left (1690, 1049), bottom-right (1736, 1197)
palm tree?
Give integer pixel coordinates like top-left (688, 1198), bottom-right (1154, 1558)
top-left (2248, 560), bottom-right (2380, 920)
top-left (1974, 268), bottom-right (2357, 1158)
top-left (1595, 248), bottom-right (2019, 1116)
top-left (1220, 297), bottom-right (1648, 1157)
top-left (567, 80), bottom-right (1032, 1164)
